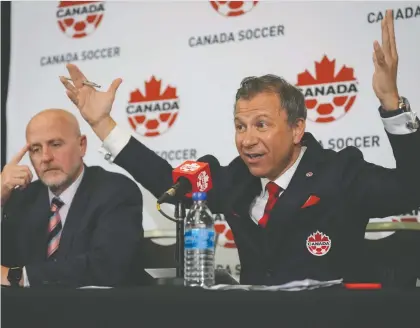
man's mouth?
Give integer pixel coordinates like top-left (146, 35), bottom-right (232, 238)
top-left (245, 153), bottom-right (264, 159)
top-left (44, 168), bottom-right (60, 173)
top-left (244, 153), bottom-right (265, 163)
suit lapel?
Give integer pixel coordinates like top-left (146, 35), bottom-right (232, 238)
top-left (23, 186), bottom-right (51, 262)
top-left (265, 133), bottom-right (325, 232)
top-left (223, 133), bottom-right (325, 259)
top-left (226, 171), bottom-right (263, 257)
top-left (229, 174), bottom-right (261, 219)
top-left (56, 167), bottom-right (92, 258)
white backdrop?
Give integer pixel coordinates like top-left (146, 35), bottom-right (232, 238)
top-left (6, 1), bottom-right (420, 279)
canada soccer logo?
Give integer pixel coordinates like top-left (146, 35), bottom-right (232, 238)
top-left (210, 1), bottom-right (259, 17)
top-left (215, 219), bottom-right (236, 248)
top-left (180, 163), bottom-right (200, 172)
top-left (197, 171), bottom-right (209, 191)
top-left (57, 1), bottom-right (105, 39)
top-left (296, 55), bottom-right (358, 123)
top-left (306, 231), bottom-right (331, 256)
top-left (126, 77), bottom-right (180, 137)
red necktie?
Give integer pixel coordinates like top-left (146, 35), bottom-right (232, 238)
top-left (258, 182), bottom-right (282, 228)
top-left (47, 197), bottom-right (64, 258)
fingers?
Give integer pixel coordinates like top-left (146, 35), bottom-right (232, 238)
top-left (386, 9), bottom-right (398, 61)
top-left (373, 41), bottom-right (386, 67)
top-left (66, 90), bottom-right (79, 107)
top-left (61, 77), bottom-right (80, 106)
top-left (59, 76), bottom-right (78, 95)
top-left (381, 12), bottom-right (391, 58)
top-left (2, 166), bottom-right (33, 191)
top-left (12, 166), bottom-right (32, 183)
top-left (13, 175), bottom-right (31, 189)
top-left (66, 63), bottom-right (88, 89)
top-left (107, 78), bottom-right (123, 97)
top-left (20, 165), bottom-right (33, 184)
top-left (13, 177), bottom-right (30, 190)
top-left (10, 144), bottom-right (29, 165)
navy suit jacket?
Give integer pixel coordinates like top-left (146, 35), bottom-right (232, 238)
top-left (109, 128), bottom-right (420, 285)
top-left (1, 165), bottom-right (145, 287)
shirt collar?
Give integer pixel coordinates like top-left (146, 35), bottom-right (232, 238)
top-left (260, 146), bottom-right (307, 196)
top-left (48, 166), bottom-right (85, 206)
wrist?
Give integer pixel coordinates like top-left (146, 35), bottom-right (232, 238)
top-left (7, 267), bottom-right (23, 287)
top-left (91, 116), bottom-right (117, 141)
top-left (2, 267), bottom-right (11, 286)
top-left (380, 93), bottom-right (400, 111)
top-left (1, 186), bottom-right (12, 207)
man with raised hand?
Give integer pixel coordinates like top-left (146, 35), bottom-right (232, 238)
top-left (59, 10), bottom-right (420, 285)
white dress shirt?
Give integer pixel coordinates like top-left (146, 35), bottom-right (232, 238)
top-left (250, 147), bottom-right (307, 224)
top-left (23, 167), bottom-right (85, 287)
top-left (99, 111), bottom-right (418, 224)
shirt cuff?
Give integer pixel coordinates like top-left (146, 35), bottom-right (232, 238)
top-left (98, 125), bottom-right (132, 163)
top-left (22, 266), bottom-right (30, 287)
top-left (381, 111), bottom-right (418, 135)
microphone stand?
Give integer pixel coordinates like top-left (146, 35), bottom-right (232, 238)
top-left (174, 200), bottom-right (186, 279)
top-left (154, 197), bottom-right (186, 286)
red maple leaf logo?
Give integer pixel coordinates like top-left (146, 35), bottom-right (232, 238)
top-left (126, 77), bottom-right (180, 137)
top-left (308, 231), bottom-right (329, 243)
top-left (210, 1), bottom-right (259, 17)
top-left (296, 55), bottom-right (358, 123)
top-left (297, 55), bottom-right (356, 86)
top-left (129, 77), bottom-right (178, 103)
top-left (58, 1), bottom-right (99, 7)
top-left (307, 231), bottom-right (331, 256)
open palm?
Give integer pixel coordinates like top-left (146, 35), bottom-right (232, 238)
top-left (372, 10), bottom-right (399, 110)
top-left (60, 63), bottom-right (122, 127)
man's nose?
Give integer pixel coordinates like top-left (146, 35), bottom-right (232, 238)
top-left (41, 148), bottom-right (53, 162)
top-left (242, 129), bottom-right (258, 148)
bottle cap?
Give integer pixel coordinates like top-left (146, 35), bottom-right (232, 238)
top-left (192, 192), bottom-right (207, 201)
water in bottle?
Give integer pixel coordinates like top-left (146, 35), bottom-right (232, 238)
top-left (184, 192), bottom-right (215, 287)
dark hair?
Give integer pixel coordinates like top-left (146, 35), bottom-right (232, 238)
top-left (234, 74), bottom-right (307, 125)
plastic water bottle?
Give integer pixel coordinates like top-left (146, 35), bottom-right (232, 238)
top-left (184, 192), bottom-right (215, 287)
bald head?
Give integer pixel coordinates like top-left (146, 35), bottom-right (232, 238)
top-left (26, 109), bottom-right (81, 139)
top-left (26, 108), bottom-right (87, 195)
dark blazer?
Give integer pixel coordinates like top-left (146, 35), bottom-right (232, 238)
top-left (110, 129), bottom-right (420, 285)
top-left (1, 165), bottom-right (144, 287)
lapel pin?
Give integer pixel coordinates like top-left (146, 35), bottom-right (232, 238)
top-left (306, 172), bottom-right (313, 177)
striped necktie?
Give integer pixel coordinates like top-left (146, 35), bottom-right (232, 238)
top-left (47, 197), bottom-right (64, 258)
top-left (258, 182), bottom-right (282, 228)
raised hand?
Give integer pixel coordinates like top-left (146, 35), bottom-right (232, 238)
top-left (372, 9), bottom-right (399, 111)
top-left (1, 145), bottom-right (33, 206)
top-left (59, 64), bottom-right (122, 140)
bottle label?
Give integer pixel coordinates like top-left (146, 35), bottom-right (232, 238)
top-left (184, 228), bottom-right (215, 250)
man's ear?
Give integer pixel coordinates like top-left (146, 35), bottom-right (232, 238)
top-left (292, 118), bottom-right (306, 145)
top-left (80, 135), bottom-right (87, 157)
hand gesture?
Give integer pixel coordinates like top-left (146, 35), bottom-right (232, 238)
top-left (1, 145), bottom-right (33, 206)
top-left (372, 9), bottom-right (400, 110)
top-left (59, 64), bottom-right (122, 128)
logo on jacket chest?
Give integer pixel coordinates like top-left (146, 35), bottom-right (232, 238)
top-left (306, 231), bottom-right (331, 256)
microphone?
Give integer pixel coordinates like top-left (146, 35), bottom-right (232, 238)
top-left (157, 155), bottom-right (219, 204)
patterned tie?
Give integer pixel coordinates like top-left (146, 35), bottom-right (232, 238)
top-left (47, 197), bottom-right (65, 258)
top-left (258, 182), bottom-right (282, 228)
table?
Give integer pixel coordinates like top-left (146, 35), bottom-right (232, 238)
top-left (2, 286), bottom-right (420, 327)
top-left (365, 221), bottom-right (420, 232)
